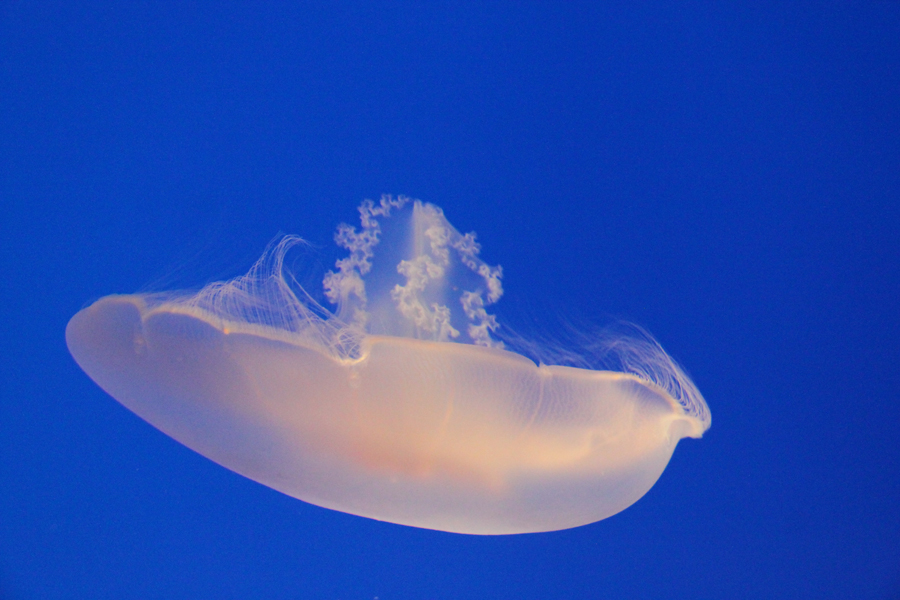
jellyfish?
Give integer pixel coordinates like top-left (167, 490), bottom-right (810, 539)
top-left (66, 196), bottom-right (710, 535)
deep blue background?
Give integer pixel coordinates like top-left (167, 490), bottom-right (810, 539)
top-left (2, 2), bottom-right (898, 598)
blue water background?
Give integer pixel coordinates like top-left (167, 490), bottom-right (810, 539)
top-left (1, 3), bottom-right (898, 599)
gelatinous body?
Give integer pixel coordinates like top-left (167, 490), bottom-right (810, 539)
top-left (66, 196), bottom-right (710, 534)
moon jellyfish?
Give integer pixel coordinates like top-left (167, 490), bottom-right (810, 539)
top-left (66, 196), bottom-right (710, 535)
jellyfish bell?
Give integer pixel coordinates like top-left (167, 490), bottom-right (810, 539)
top-left (66, 196), bottom-right (710, 535)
